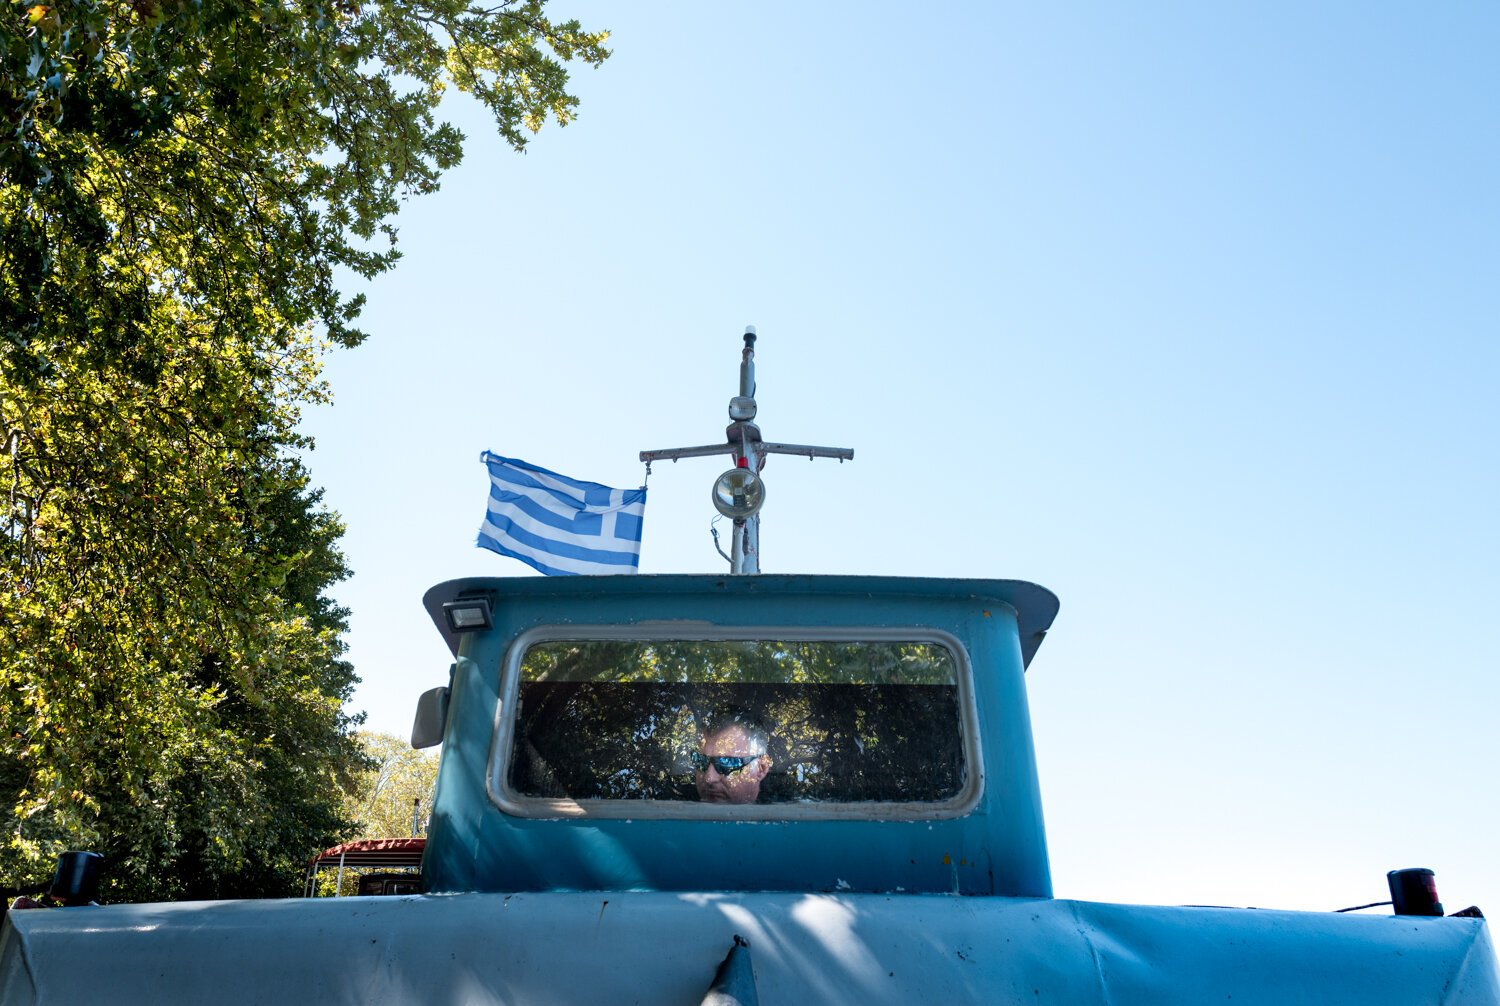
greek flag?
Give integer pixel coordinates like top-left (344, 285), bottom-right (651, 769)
top-left (477, 452), bottom-right (647, 576)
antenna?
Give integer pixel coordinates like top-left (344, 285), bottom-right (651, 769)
top-left (639, 328), bottom-right (853, 573)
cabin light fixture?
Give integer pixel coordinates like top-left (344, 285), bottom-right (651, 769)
top-left (711, 468), bottom-right (765, 520)
top-left (443, 597), bottom-right (493, 633)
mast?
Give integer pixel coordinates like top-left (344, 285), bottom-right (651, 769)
top-left (639, 327), bottom-right (853, 573)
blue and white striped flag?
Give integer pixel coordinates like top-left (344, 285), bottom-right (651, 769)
top-left (477, 452), bottom-right (647, 576)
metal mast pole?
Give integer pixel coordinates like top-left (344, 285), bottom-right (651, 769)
top-left (640, 327), bottom-right (853, 574)
top-left (735, 331), bottom-right (759, 574)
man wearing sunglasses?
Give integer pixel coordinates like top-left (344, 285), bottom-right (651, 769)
top-left (692, 711), bottom-right (772, 804)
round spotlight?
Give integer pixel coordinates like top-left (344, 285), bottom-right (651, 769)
top-left (711, 468), bottom-right (766, 519)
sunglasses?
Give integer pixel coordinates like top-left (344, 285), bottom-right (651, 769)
top-left (691, 752), bottom-right (752, 775)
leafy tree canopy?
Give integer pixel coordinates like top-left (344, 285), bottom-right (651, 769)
top-left (345, 730), bottom-right (438, 841)
top-left (0, 0), bottom-right (607, 899)
top-left (2, 0), bottom-right (609, 359)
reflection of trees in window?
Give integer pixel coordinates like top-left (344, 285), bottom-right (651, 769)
top-left (510, 641), bottom-right (964, 804)
top-left (520, 640), bottom-right (957, 685)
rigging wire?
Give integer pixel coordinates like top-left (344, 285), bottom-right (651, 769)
top-left (709, 514), bottom-right (732, 565)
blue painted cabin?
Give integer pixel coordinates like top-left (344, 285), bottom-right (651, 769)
top-left (419, 573), bottom-right (1056, 900)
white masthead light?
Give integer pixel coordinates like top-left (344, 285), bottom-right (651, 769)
top-left (712, 467), bottom-right (765, 519)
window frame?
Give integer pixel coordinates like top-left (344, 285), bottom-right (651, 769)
top-left (486, 622), bottom-right (986, 821)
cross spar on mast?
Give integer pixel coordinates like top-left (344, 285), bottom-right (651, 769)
top-left (639, 328), bottom-right (854, 574)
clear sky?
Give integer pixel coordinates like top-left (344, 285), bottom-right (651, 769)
top-left (298, 3), bottom-right (1499, 917)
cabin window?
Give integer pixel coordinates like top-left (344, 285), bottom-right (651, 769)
top-left (500, 633), bottom-right (975, 815)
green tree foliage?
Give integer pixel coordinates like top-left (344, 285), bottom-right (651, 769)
top-left (0, 0), bottom-right (607, 899)
top-left (0, 344), bottom-right (366, 900)
top-left (345, 730), bottom-right (438, 840)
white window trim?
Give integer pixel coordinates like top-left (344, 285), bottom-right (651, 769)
top-left (485, 622), bottom-right (986, 822)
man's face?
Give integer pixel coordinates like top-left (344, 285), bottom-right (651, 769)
top-left (694, 725), bottom-right (770, 804)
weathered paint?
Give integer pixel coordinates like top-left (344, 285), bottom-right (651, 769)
top-left (3, 891), bottom-right (1496, 1004)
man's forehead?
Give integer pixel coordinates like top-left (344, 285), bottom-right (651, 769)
top-left (701, 724), bottom-right (754, 748)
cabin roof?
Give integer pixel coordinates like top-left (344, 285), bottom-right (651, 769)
top-left (423, 574), bottom-right (1059, 668)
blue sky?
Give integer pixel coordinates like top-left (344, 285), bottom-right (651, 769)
top-left (299, 3), bottom-right (1498, 916)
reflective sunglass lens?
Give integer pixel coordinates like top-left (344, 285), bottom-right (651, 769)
top-left (691, 753), bottom-right (747, 775)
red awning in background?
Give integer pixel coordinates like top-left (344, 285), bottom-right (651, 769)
top-left (307, 838), bottom-right (426, 870)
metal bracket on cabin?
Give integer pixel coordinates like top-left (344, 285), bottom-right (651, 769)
top-left (699, 934), bottom-right (759, 1006)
